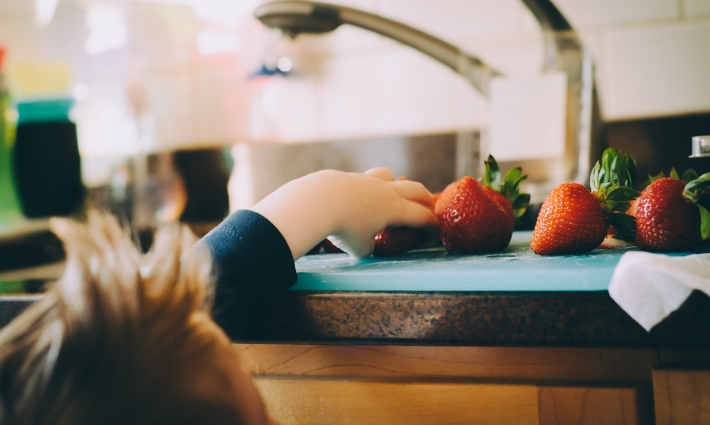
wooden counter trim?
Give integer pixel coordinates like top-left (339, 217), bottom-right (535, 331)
top-left (234, 344), bottom-right (658, 382)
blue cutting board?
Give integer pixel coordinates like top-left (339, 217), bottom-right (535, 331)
top-left (293, 231), bottom-right (707, 292)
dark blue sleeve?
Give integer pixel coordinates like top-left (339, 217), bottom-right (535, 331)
top-left (196, 210), bottom-right (297, 340)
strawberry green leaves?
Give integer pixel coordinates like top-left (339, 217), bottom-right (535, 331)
top-left (591, 148), bottom-right (638, 196)
top-left (483, 155), bottom-right (530, 220)
top-left (699, 206), bottom-right (710, 241)
top-left (591, 149), bottom-right (640, 213)
top-left (638, 168), bottom-right (699, 190)
top-left (606, 186), bottom-right (641, 201)
top-left (682, 169), bottom-right (699, 184)
top-left (682, 172), bottom-right (710, 202)
top-left (589, 148), bottom-right (640, 241)
top-left (483, 155), bottom-right (501, 190)
top-left (683, 172), bottom-right (710, 241)
top-left (607, 212), bottom-right (636, 241)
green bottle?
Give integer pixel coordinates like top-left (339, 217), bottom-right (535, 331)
top-left (0, 47), bottom-right (23, 224)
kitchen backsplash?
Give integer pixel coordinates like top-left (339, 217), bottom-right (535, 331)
top-left (0, 0), bottom-right (709, 153)
top-left (248, 0), bottom-right (710, 143)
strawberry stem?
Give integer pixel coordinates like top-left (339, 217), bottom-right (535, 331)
top-left (483, 155), bottom-right (530, 221)
top-left (590, 148), bottom-right (640, 242)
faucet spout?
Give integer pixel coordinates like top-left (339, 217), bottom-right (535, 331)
top-left (254, 1), bottom-right (500, 96)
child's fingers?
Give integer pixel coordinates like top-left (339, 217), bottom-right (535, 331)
top-left (393, 199), bottom-right (439, 228)
top-left (392, 180), bottom-right (434, 209)
top-left (363, 167), bottom-right (395, 181)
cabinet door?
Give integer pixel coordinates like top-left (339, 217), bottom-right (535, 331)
top-left (254, 378), bottom-right (644, 425)
top-left (654, 369), bottom-right (710, 425)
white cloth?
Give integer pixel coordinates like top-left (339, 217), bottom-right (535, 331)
top-left (608, 251), bottom-right (710, 331)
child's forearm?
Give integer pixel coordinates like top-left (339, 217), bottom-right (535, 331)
top-left (251, 169), bottom-right (437, 259)
top-left (250, 171), bottom-right (339, 260)
top-left (199, 168), bottom-right (436, 339)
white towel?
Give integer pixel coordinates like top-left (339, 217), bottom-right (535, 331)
top-left (608, 251), bottom-right (710, 331)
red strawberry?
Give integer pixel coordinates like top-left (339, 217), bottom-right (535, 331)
top-left (481, 155), bottom-right (530, 228)
top-left (373, 227), bottom-right (425, 257)
top-left (439, 176), bottom-right (514, 254)
top-left (635, 177), bottom-right (703, 251)
top-left (531, 183), bottom-right (609, 255)
top-left (627, 198), bottom-right (639, 217)
top-left (434, 181), bottom-right (457, 217)
top-left (482, 186), bottom-right (514, 228)
top-left (531, 148), bottom-right (639, 255)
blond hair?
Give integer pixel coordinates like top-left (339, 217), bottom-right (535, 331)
top-left (0, 213), bottom-right (242, 425)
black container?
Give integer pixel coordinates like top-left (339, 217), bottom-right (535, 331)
top-left (13, 121), bottom-right (83, 217)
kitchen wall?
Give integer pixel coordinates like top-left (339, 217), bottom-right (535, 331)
top-left (1, 0), bottom-right (708, 150)
top-left (249, 0), bottom-right (710, 143)
top-left (1, 0), bottom-right (709, 208)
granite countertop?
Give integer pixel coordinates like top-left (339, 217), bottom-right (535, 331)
top-left (2, 233), bottom-right (709, 348)
top-left (243, 288), bottom-right (710, 347)
top-left (243, 232), bottom-right (710, 347)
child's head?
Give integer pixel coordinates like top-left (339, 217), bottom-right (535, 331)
top-left (0, 213), bottom-right (276, 425)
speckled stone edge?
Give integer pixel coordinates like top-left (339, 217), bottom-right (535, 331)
top-left (2, 292), bottom-right (708, 348)
top-left (243, 290), bottom-right (710, 348)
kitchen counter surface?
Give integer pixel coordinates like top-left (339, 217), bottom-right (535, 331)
top-left (2, 232), bottom-right (709, 348)
top-left (243, 232), bottom-right (710, 347)
top-left (294, 231), bottom-right (637, 292)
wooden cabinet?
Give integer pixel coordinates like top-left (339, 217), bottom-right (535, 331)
top-left (235, 344), bottom-right (660, 425)
top-left (256, 380), bottom-right (540, 425)
top-left (653, 369), bottom-right (710, 425)
top-left (254, 380), bottom-right (647, 425)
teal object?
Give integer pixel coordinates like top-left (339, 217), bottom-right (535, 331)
top-left (16, 98), bottom-right (73, 124)
top-left (294, 231), bottom-right (709, 292)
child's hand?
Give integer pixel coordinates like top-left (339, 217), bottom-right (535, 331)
top-left (251, 168), bottom-right (438, 259)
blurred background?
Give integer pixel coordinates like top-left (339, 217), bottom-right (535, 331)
top-left (1, 0), bottom-right (709, 247)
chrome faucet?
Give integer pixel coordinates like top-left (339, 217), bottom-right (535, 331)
top-left (254, 0), bottom-right (599, 198)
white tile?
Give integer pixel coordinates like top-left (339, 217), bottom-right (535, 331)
top-left (379, 0), bottom-right (522, 43)
top-left (73, 82), bottom-right (141, 158)
top-left (553, 0), bottom-right (680, 29)
top-left (518, 3), bottom-right (541, 33)
top-left (601, 21), bottom-right (710, 120)
top-left (245, 76), bottom-right (320, 142)
top-left (317, 48), bottom-right (457, 139)
top-left (149, 73), bottom-right (196, 148)
top-left (192, 69), bottom-right (251, 146)
top-left (244, 47), bottom-right (482, 142)
top-left (449, 71), bottom-right (489, 130)
top-left (489, 72), bottom-right (568, 161)
top-left (685, 0), bottom-right (710, 17)
top-left (576, 30), bottom-right (609, 105)
top-left (460, 34), bottom-right (545, 77)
